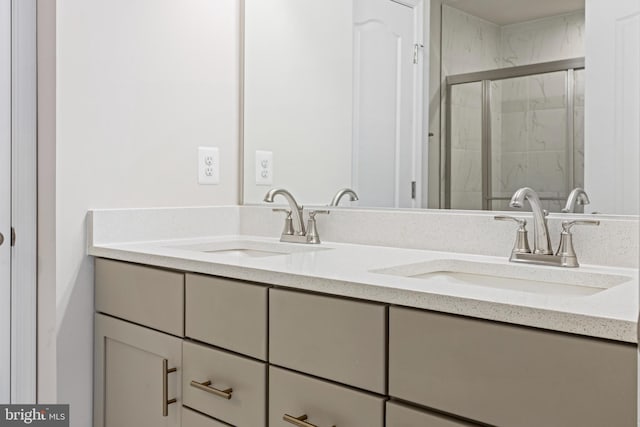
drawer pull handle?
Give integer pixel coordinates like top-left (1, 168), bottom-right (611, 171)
top-left (162, 359), bottom-right (178, 417)
top-left (283, 413), bottom-right (336, 427)
top-left (190, 379), bottom-right (233, 400)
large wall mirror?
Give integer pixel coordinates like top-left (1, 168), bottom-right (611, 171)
top-left (242, 0), bottom-right (639, 215)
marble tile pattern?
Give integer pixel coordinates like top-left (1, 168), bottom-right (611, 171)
top-left (450, 82), bottom-right (483, 208)
top-left (443, 7), bottom-right (585, 211)
top-left (500, 12), bottom-right (585, 67)
top-left (573, 69), bottom-right (585, 191)
top-left (441, 5), bottom-right (501, 76)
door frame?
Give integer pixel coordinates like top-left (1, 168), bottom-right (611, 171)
top-left (397, 0), bottom-right (425, 209)
top-left (0, 0), bottom-right (12, 403)
top-left (4, 0), bottom-right (37, 404)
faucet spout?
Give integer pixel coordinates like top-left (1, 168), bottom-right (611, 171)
top-left (509, 187), bottom-right (552, 254)
top-left (263, 188), bottom-right (306, 235)
top-left (329, 188), bottom-right (359, 207)
top-left (561, 188), bottom-right (590, 213)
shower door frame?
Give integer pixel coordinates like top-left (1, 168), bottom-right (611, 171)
top-left (443, 57), bottom-right (585, 210)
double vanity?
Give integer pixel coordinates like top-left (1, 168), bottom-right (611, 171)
top-left (89, 203), bottom-right (639, 427)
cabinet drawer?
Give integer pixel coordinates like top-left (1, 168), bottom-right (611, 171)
top-left (182, 407), bottom-right (228, 427)
top-left (386, 401), bottom-right (478, 427)
top-left (95, 259), bottom-right (184, 336)
top-left (186, 274), bottom-right (268, 359)
top-left (269, 366), bottom-right (384, 427)
top-left (183, 341), bottom-right (266, 427)
top-left (389, 307), bottom-right (637, 427)
top-left (269, 289), bottom-right (386, 393)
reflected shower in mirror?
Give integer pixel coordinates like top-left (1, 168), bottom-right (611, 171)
top-left (242, 0), bottom-right (637, 214)
top-left (435, 2), bottom-right (585, 213)
top-left (445, 62), bottom-right (585, 213)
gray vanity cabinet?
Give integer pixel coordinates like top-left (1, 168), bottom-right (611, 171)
top-left (185, 273), bottom-right (268, 360)
top-left (182, 340), bottom-right (266, 426)
top-left (94, 259), bottom-right (185, 427)
top-left (269, 366), bottom-right (385, 427)
top-left (95, 258), bottom-right (184, 336)
top-left (389, 306), bottom-right (637, 427)
top-left (94, 313), bottom-right (183, 427)
top-left (94, 258), bottom-right (637, 427)
top-left (269, 288), bottom-right (387, 393)
top-left (181, 408), bottom-right (228, 427)
top-left (386, 401), bottom-right (478, 427)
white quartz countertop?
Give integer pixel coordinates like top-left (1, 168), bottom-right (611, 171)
top-left (88, 234), bottom-right (639, 343)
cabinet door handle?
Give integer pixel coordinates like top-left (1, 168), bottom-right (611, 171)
top-left (190, 379), bottom-right (233, 400)
top-left (162, 359), bottom-right (177, 417)
top-left (283, 413), bottom-right (336, 427)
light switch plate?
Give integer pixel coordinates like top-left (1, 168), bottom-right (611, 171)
top-left (255, 150), bottom-right (273, 185)
top-left (198, 147), bottom-right (220, 185)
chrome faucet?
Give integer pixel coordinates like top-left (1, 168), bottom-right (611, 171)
top-left (329, 188), bottom-right (359, 206)
top-left (264, 188), bottom-right (329, 244)
top-left (561, 188), bottom-right (590, 213)
top-left (496, 187), bottom-right (599, 267)
top-left (509, 187), bottom-right (552, 254)
top-left (263, 188), bottom-right (306, 236)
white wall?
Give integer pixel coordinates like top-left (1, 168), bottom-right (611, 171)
top-left (37, 0), bottom-right (57, 403)
top-left (243, 0), bottom-right (353, 206)
top-left (50, 0), bottom-right (240, 424)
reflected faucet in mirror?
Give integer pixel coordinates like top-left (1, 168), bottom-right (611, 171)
top-left (562, 188), bottom-right (591, 213)
top-left (330, 188), bottom-right (359, 207)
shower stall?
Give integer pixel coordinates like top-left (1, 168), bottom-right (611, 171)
top-left (444, 58), bottom-right (585, 212)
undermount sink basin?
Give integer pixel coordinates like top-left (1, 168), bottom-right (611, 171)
top-left (168, 239), bottom-right (329, 258)
top-left (371, 259), bottom-right (631, 297)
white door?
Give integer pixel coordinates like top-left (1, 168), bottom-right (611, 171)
top-left (0, 0), bottom-right (11, 404)
top-left (584, 0), bottom-right (640, 215)
top-left (352, 0), bottom-right (423, 208)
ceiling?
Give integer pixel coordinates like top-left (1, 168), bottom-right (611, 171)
top-left (443, 0), bottom-right (585, 25)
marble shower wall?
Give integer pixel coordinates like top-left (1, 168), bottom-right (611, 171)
top-left (493, 71), bottom-right (570, 212)
top-left (449, 82), bottom-right (483, 209)
top-left (441, 5), bottom-right (501, 76)
top-left (442, 6), bottom-right (585, 211)
top-left (500, 12), bottom-right (585, 67)
top-left (442, 5), bottom-right (501, 208)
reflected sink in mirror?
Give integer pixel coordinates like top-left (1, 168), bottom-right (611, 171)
top-left (371, 259), bottom-right (631, 297)
top-left (167, 239), bottom-right (330, 258)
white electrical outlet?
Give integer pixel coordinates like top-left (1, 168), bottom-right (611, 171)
top-left (255, 150), bottom-right (273, 185)
top-left (198, 147), bottom-right (220, 185)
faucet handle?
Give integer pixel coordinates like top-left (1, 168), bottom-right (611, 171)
top-left (555, 220), bottom-right (600, 266)
top-left (494, 215), bottom-right (526, 227)
top-left (272, 208), bottom-right (291, 215)
top-left (308, 209), bottom-right (329, 219)
top-left (306, 210), bottom-right (330, 244)
top-left (561, 219), bottom-right (600, 232)
top-left (272, 208), bottom-right (294, 236)
top-left (494, 215), bottom-right (531, 254)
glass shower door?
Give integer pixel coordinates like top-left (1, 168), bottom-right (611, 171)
top-left (447, 81), bottom-right (483, 210)
top-left (490, 71), bottom-right (573, 212)
top-left (445, 62), bottom-right (585, 212)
